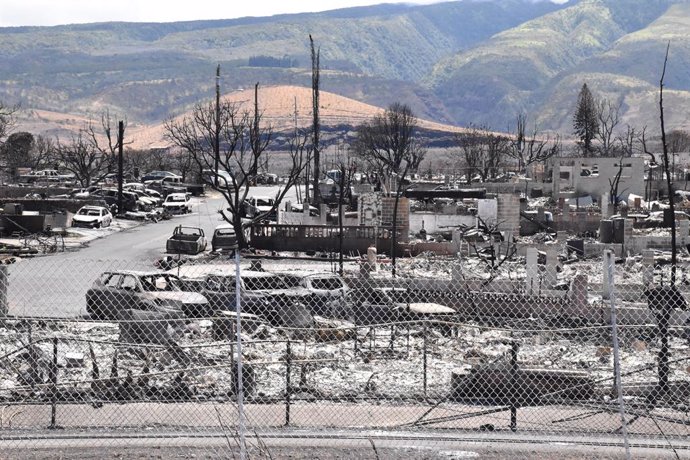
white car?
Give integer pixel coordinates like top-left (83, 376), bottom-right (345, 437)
top-left (163, 192), bottom-right (192, 214)
top-left (244, 196), bottom-right (276, 220)
top-left (72, 205), bottom-right (113, 229)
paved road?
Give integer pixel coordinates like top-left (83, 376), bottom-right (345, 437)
top-left (7, 187), bottom-right (299, 318)
top-left (0, 412), bottom-right (687, 459)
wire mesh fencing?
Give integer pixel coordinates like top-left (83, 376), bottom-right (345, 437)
top-left (0, 250), bottom-right (687, 457)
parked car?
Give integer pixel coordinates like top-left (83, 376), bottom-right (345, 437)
top-left (19, 169), bottom-right (74, 183)
top-left (141, 170), bottom-right (178, 183)
top-left (166, 225), bottom-right (207, 255)
top-left (243, 196), bottom-right (276, 221)
top-left (211, 224), bottom-right (238, 252)
top-left (86, 271), bottom-right (210, 319)
top-left (202, 169), bottom-right (234, 188)
top-left (146, 175), bottom-right (204, 197)
top-left (163, 192), bottom-right (192, 214)
top-left (89, 188), bottom-right (140, 213)
top-left (72, 205), bottom-right (113, 229)
top-left (159, 176), bottom-right (205, 196)
top-left (255, 172), bottom-right (278, 185)
top-left (52, 186), bottom-right (99, 199)
top-left (123, 183), bottom-right (163, 205)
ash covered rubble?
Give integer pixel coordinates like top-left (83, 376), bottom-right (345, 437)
top-left (0, 300), bottom-right (686, 408)
top-left (0, 185), bottom-right (688, 414)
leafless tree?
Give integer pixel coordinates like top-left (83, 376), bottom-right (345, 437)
top-left (636, 126), bottom-right (660, 203)
top-left (659, 43), bottom-right (675, 282)
top-left (608, 153), bottom-right (626, 214)
top-left (0, 102), bottom-right (17, 142)
top-left (615, 124), bottom-right (637, 157)
top-left (667, 129), bottom-right (690, 178)
top-left (31, 135), bottom-right (56, 170)
top-left (55, 111), bottom-right (130, 186)
top-left (121, 149), bottom-right (156, 180)
top-left (653, 41), bottom-right (677, 401)
top-left (353, 102), bottom-right (426, 275)
top-left (507, 113), bottom-right (560, 176)
top-left (353, 103), bottom-right (425, 193)
top-left (55, 130), bottom-right (112, 186)
top-left (667, 129), bottom-right (690, 154)
top-left (336, 157), bottom-right (357, 275)
top-left (87, 111), bottom-right (128, 159)
top-left (165, 82), bottom-right (305, 248)
top-left (596, 98), bottom-right (621, 157)
top-left (170, 148), bottom-right (195, 182)
top-left (456, 125), bottom-right (509, 183)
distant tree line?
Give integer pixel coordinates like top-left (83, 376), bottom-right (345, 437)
top-left (248, 55), bottom-right (298, 68)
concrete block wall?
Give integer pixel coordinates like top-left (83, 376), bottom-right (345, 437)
top-left (409, 212), bottom-right (475, 233)
top-left (496, 194), bottom-right (520, 237)
top-left (381, 197), bottom-right (409, 241)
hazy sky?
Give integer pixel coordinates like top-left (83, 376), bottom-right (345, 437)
top-left (0, 0), bottom-right (454, 27)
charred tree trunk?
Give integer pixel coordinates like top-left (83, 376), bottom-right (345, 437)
top-left (310, 35), bottom-right (322, 206)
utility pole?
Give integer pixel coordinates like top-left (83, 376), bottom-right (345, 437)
top-left (214, 64), bottom-right (221, 188)
top-left (117, 120), bottom-right (124, 215)
top-left (310, 35), bottom-right (322, 205)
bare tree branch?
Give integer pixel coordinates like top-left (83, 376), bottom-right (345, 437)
top-left (165, 82), bottom-right (305, 248)
top-left (596, 98), bottom-right (621, 157)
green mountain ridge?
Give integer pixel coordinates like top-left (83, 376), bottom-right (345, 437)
top-left (3, 0), bottom-right (690, 142)
top-left (0, 0), bottom-right (564, 130)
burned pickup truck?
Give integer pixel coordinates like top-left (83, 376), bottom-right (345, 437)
top-left (166, 226), bottom-right (207, 255)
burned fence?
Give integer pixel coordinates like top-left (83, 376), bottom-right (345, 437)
top-left (249, 223), bottom-right (396, 254)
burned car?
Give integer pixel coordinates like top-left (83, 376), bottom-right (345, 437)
top-left (348, 286), bottom-right (457, 327)
top-left (72, 205), bottom-right (112, 229)
top-left (163, 192), bottom-right (192, 214)
top-left (89, 188), bottom-right (140, 213)
top-left (196, 270), bottom-right (314, 329)
top-left (86, 271), bottom-right (209, 319)
top-left (349, 287), bottom-right (401, 325)
top-left (166, 226), bottom-right (207, 255)
top-left (279, 272), bottom-right (349, 317)
top-left (211, 224), bottom-right (237, 252)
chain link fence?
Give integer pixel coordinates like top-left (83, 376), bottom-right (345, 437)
top-left (0, 250), bottom-right (687, 457)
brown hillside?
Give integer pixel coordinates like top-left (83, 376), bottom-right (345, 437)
top-left (16, 85), bottom-right (466, 150)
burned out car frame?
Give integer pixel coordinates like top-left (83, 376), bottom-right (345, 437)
top-left (86, 270), bottom-right (209, 319)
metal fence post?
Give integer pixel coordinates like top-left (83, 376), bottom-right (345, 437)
top-left (423, 321), bottom-right (428, 399)
top-left (606, 250), bottom-right (631, 460)
top-left (49, 337), bottom-right (58, 429)
top-left (510, 341), bottom-right (518, 432)
top-left (234, 249), bottom-right (246, 459)
top-left (0, 265), bottom-right (8, 318)
top-left (285, 339), bottom-right (291, 426)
